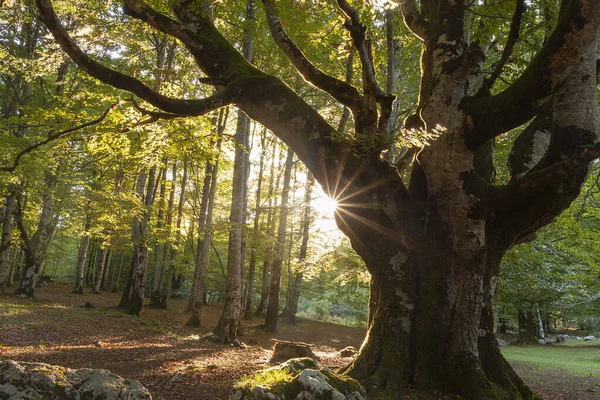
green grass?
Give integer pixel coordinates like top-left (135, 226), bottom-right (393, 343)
top-left (502, 342), bottom-right (600, 377)
top-left (0, 302), bottom-right (35, 317)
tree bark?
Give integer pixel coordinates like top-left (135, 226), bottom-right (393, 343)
top-left (243, 129), bottom-right (267, 319)
top-left (73, 218), bottom-right (91, 294)
top-left (214, 0), bottom-right (255, 344)
top-left (0, 192), bottom-right (17, 294)
top-left (282, 171), bottom-right (314, 324)
top-left (187, 136), bottom-right (223, 326)
top-left (214, 111), bottom-right (250, 343)
top-left (265, 147), bottom-right (294, 332)
top-left (159, 158), bottom-right (188, 309)
top-left (254, 142), bottom-right (280, 317)
top-left (91, 247), bottom-right (107, 293)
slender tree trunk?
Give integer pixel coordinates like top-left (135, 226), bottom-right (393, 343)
top-left (282, 172), bottom-right (314, 324)
top-left (243, 129), bottom-right (267, 319)
top-left (111, 251), bottom-right (124, 292)
top-left (214, 0), bottom-right (255, 344)
top-left (214, 111), bottom-right (250, 343)
top-left (265, 147), bottom-right (294, 332)
top-left (91, 247), bottom-right (107, 293)
top-left (254, 142), bottom-right (280, 316)
top-left (151, 163), bottom-right (176, 308)
top-left (0, 192), bottom-right (17, 294)
top-left (160, 158), bottom-right (188, 308)
top-left (240, 124), bottom-right (253, 310)
top-left (150, 167), bottom-right (167, 303)
top-left (14, 170), bottom-right (61, 298)
top-left (517, 309), bottom-right (539, 345)
top-left (73, 218), bottom-right (91, 294)
top-left (124, 165), bottom-right (159, 315)
top-left (100, 248), bottom-right (112, 291)
top-left (187, 135), bottom-right (223, 326)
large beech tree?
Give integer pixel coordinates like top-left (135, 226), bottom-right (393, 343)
top-left (36, 0), bottom-right (600, 398)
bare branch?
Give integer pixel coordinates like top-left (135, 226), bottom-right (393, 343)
top-left (465, 0), bottom-right (600, 149)
top-left (0, 102), bottom-right (119, 173)
top-left (262, 0), bottom-right (362, 113)
top-left (36, 0), bottom-right (233, 116)
top-left (398, 0), bottom-right (429, 41)
top-left (483, 0), bottom-right (525, 91)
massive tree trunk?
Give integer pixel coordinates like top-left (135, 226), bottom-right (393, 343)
top-left (39, 0), bottom-right (600, 396)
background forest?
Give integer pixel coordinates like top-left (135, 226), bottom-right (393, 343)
top-left (1, 0), bottom-right (600, 366)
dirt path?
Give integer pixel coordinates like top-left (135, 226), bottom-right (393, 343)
top-left (1, 284), bottom-right (599, 399)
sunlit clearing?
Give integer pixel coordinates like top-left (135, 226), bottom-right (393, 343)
top-left (313, 196), bottom-right (338, 217)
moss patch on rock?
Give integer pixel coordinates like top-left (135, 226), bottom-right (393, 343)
top-left (232, 358), bottom-right (365, 400)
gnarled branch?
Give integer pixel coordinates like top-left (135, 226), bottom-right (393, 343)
top-left (483, 0), bottom-right (525, 91)
top-left (337, 0), bottom-right (388, 100)
top-left (465, 0), bottom-right (600, 149)
top-left (36, 0), bottom-right (233, 116)
top-left (262, 0), bottom-right (362, 114)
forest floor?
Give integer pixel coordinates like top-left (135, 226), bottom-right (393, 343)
top-left (1, 284), bottom-right (599, 400)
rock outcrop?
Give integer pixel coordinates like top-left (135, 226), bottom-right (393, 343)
top-left (232, 357), bottom-right (365, 400)
top-left (0, 359), bottom-right (152, 400)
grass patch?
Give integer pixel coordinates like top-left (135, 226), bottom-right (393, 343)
top-left (0, 302), bottom-right (35, 317)
top-left (236, 367), bottom-right (295, 395)
top-left (502, 343), bottom-right (600, 377)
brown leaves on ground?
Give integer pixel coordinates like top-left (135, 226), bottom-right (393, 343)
top-left (0, 284), bottom-right (364, 400)
top-left (1, 284), bottom-right (599, 400)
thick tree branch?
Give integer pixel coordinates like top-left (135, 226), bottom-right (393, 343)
top-left (336, 0), bottom-right (389, 100)
top-left (483, 0), bottom-right (525, 91)
top-left (0, 102), bottom-right (119, 173)
top-left (262, 0), bottom-right (363, 114)
top-left (398, 0), bottom-right (429, 41)
top-left (126, 97), bottom-right (182, 120)
top-left (465, 0), bottom-right (600, 149)
top-left (36, 0), bottom-right (232, 116)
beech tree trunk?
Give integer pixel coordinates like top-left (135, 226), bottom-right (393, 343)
top-left (243, 129), bottom-right (267, 319)
top-left (214, 0), bottom-right (255, 344)
top-left (73, 218), bottom-right (91, 294)
top-left (282, 171), bottom-right (314, 324)
top-left (14, 169), bottom-right (61, 298)
top-left (91, 247), bottom-right (107, 293)
top-left (0, 192), bottom-right (17, 294)
top-left (254, 143), bottom-right (281, 317)
top-left (187, 136), bottom-right (223, 326)
top-left (265, 147), bottom-right (294, 332)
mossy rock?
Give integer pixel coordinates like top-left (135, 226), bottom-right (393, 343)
top-left (232, 358), bottom-right (365, 400)
top-left (0, 359), bottom-right (152, 399)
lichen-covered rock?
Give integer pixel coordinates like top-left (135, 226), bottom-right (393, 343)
top-left (0, 360), bottom-right (152, 400)
top-left (231, 357), bottom-right (365, 400)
